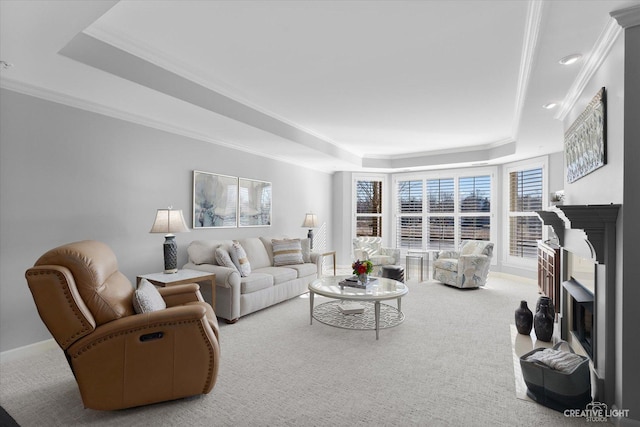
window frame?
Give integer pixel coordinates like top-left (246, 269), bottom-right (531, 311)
top-left (352, 174), bottom-right (386, 238)
top-left (502, 157), bottom-right (548, 269)
top-left (392, 167), bottom-right (497, 260)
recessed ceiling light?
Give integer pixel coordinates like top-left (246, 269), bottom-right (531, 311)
top-left (559, 54), bottom-right (582, 65)
top-left (543, 102), bottom-right (557, 110)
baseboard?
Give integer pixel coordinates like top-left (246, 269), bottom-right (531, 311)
top-left (488, 271), bottom-right (537, 285)
top-left (0, 339), bottom-right (57, 363)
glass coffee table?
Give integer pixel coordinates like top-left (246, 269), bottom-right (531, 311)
top-left (308, 276), bottom-right (408, 340)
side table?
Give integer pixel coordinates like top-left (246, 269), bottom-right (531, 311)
top-left (317, 251), bottom-right (337, 276)
top-left (405, 250), bottom-right (438, 282)
top-left (137, 269), bottom-right (216, 307)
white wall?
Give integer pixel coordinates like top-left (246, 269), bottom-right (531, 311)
top-left (0, 88), bottom-right (333, 352)
top-left (561, 22), bottom-right (640, 423)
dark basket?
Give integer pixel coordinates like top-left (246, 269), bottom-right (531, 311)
top-left (520, 341), bottom-right (591, 412)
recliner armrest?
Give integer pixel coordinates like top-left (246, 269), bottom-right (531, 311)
top-left (66, 304), bottom-right (220, 410)
top-left (158, 283), bottom-right (203, 307)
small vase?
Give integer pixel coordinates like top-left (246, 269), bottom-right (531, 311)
top-left (534, 298), bottom-right (554, 342)
top-left (515, 300), bottom-right (533, 335)
top-left (536, 296), bottom-right (555, 319)
top-left (358, 273), bottom-right (368, 284)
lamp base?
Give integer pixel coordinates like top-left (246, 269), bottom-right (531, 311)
top-left (163, 235), bottom-right (178, 274)
top-left (307, 229), bottom-right (314, 249)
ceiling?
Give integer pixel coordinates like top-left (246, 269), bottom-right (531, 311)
top-left (1, 0), bottom-right (639, 173)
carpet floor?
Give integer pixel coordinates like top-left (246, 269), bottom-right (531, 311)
top-left (0, 273), bottom-right (591, 426)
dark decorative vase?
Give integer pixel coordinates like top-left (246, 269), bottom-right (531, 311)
top-left (534, 297), bottom-right (554, 342)
top-left (515, 300), bottom-right (533, 335)
top-left (536, 296), bottom-right (555, 319)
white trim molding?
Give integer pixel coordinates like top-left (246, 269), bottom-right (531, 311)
top-left (610, 4), bottom-right (640, 29)
top-left (555, 18), bottom-right (622, 121)
top-left (0, 339), bottom-right (57, 364)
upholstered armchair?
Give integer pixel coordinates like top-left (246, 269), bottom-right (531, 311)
top-left (25, 240), bottom-right (220, 410)
top-left (352, 237), bottom-right (400, 275)
top-left (433, 240), bottom-right (494, 289)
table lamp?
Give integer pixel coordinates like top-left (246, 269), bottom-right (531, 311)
top-left (150, 207), bottom-right (190, 273)
top-left (302, 213), bottom-right (318, 249)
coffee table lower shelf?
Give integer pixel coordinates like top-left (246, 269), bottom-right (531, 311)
top-left (312, 301), bottom-right (405, 330)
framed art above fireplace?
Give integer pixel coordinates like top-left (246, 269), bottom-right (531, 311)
top-left (565, 87), bottom-right (606, 183)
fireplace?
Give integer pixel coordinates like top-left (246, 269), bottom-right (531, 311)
top-left (563, 278), bottom-right (594, 358)
top-left (535, 204), bottom-right (619, 405)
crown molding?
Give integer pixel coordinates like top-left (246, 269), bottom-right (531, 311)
top-left (83, 26), bottom-right (343, 150)
top-left (0, 77), bottom-right (335, 174)
top-left (555, 18), bottom-right (622, 121)
top-left (513, 0), bottom-right (544, 136)
top-left (610, 4), bottom-right (640, 29)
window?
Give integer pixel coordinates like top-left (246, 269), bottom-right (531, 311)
top-left (394, 169), bottom-right (495, 253)
top-left (397, 180), bottom-right (422, 249)
top-left (508, 168), bottom-right (543, 258)
top-left (503, 157), bottom-right (547, 266)
top-left (459, 176), bottom-right (491, 241)
top-left (426, 178), bottom-right (455, 250)
top-left (355, 179), bottom-right (383, 237)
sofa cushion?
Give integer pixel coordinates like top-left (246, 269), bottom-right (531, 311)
top-left (252, 266), bottom-right (297, 285)
top-left (434, 258), bottom-right (459, 272)
top-left (240, 273), bottom-right (273, 294)
top-left (272, 238), bottom-right (304, 266)
top-left (230, 241), bottom-right (251, 277)
top-left (239, 237), bottom-right (271, 269)
top-left (215, 248), bottom-right (238, 272)
top-left (133, 279), bottom-right (166, 314)
top-left (187, 241), bottom-right (218, 265)
top-left (285, 263), bottom-right (317, 278)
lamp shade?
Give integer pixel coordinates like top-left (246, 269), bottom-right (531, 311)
top-left (150, 209), bottom-right (190, 235)
top-left (301, 213), bottom-right (318, 228)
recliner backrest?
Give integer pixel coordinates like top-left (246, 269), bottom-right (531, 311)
top-left (33, 240), bottom-right (134, 325)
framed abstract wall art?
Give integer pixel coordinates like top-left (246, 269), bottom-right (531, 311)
top-left (565, 87), bottom-right (606, 183)
top-left (193, 171), bottom-right (238, 228)
top-left (238, 178), bottom-right (272, 227)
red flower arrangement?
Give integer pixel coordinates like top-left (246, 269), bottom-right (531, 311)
top-left (352, 259), bottom-right (373, 275)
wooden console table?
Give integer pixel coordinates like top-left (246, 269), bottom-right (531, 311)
top-left (537, 241), bottom-right (560, 315)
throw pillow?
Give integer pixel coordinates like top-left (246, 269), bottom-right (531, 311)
top-left (215, 247), bottom-right (239, 272)
top-left (272, 238), bottom-right (304, 266)
top-left (300, 238), bottom-right (312, 263)
top-left (133, 279), bottom-right (167, 314)
top-left (230, 241), bottom-right (251, 277)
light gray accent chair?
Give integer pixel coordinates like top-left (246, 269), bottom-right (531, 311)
top-left (352, 237), bottom-right (400, 275)
top-left (433, 240), bottom-right (494, 289)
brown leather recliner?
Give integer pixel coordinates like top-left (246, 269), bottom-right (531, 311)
top-left (25, 240), bottom-right (220, 410)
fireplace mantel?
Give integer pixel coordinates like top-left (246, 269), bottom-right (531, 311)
top-left (537, 204), bottom-right (620, 263)
top-left (537, 203), bottom-right (620, 404)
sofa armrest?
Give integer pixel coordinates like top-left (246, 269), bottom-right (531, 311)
top-left (183, 263), bottom-right (240, 289)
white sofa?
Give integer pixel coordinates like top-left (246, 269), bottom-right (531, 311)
top-left (184, 237), bottom-right (320, 322)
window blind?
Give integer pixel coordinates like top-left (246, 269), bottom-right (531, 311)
top-left (396, 180), bottom-right (423, 249)
top-left (427, 178), bottom-right (454, 213)
top-left (508, 168), bottom-right (543, 258)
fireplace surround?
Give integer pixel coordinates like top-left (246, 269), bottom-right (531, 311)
top-left (536, 204), bottom-right (619, 405)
